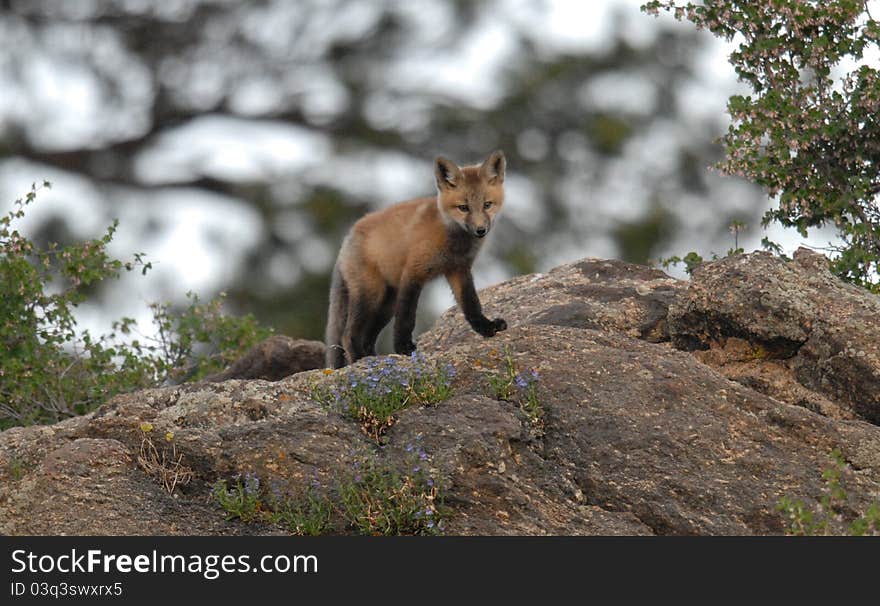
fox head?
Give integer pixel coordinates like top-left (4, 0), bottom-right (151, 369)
top-left (434, 150), bottom-right (505, 239)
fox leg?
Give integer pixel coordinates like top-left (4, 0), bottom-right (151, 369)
top-left (393, 279), bottom-right (423, 355)
top-left (324, 267), bottom-right (349, 369)
top-left (341, 268), bottom-right (388, 365)
top-left (342, 294), bottom-right (374, 364)
top-left (362, 286), bottom-right (395, 356)
top-left (445, 268), bottom-right (507, 337)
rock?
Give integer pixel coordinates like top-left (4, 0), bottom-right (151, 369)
top-left (205, 335), bottom-right (325, 381)
top-left (420, 258), bottom-right (684, 353)
top-left (2, 252), bottom-right (880, 535)
top-left (0, 436), bottom-right (248, 535)
top-left (669, 248), bottom-right (880, 424)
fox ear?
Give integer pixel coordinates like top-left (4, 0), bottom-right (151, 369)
top-left (480, 150), bottom-right (506, 184)
top-left (435, 156), bottom-right (463, 191)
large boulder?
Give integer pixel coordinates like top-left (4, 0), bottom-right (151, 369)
top-left (2, 252), bottom-right (879, 535)
top-left (421, 258), bottom-right (684, 352)
top-left (669, 248), bottom-right (880, 424)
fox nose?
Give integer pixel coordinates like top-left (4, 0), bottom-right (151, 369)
top-left (475, 226), bottom-right (488, 237)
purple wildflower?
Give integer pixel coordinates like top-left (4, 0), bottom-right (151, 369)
top-left (244, 472), bottom-right (260, 496)
top-left (270, 480), bottom-right (283, 501)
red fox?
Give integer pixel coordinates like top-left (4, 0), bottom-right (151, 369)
top-left (325, 150), bottom-right (508, 368)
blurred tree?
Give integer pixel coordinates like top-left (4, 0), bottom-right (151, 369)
top-left (0, 0), bottom-right (762, 340)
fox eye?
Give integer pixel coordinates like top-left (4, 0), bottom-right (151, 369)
top-left (457, 204), bottom-right (469, 212)
top-left (483, 201), bottom-right (493, 209)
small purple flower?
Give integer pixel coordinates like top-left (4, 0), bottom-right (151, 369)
top-left (426, 520), bottom-right (435, 529)
top-left (530, 369), bottom-right (539, 380)
top-left (419, 451), bottom-right (428, 461)
top-left (270, 480), bottom-right (283, 501)
top-left (405, 444), bottom-right (414, 452)
top-left (425, 507), bottom-right (433, 516)
top-left (354, 474), bottom-right (362, 483)
top-left (515, 374), bottom-right (529, 389)
top-left (426, 478), bottom-right (434, 487)
top-left (244, 472), bottom-right (260, 496)
top-left (412, 465), bottom-right (420, 473)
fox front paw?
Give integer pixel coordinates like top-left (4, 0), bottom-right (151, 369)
top-left (473, 317), bottom-right (507, 337)
top-left (394, 339), bottom-right (417, 356)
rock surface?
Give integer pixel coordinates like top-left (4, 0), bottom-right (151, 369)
top-left (669, 249), bottom-right (880, 424)
top-left (2, 251), bottom-right (879, 535)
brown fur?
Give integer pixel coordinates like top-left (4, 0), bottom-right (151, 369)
top-left (325, 150), bottom-right (507, 368)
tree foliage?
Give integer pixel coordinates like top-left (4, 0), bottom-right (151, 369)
top-left (644, 1), bottom-right (880, 288)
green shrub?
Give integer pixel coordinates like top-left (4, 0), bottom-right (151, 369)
top-left (0, 184), bottom-right (270, 428)
top-left (644, 2), bottom-right (880, 290)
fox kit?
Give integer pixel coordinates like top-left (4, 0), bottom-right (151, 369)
top-left (325, 150), bottom-right (508, 368)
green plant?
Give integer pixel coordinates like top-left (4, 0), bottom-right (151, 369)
top-left (7, 457), bottom-right (25, 481)
top-left (487, 348), bottom-right (544, 428)
top-left (0, 184), bottom-right (270, 428)
top-left (266, 481), bottom-right (334, 536)
top-left (132, 292), bottom-right (272, 383)
top-left (644, 1), bottom-right (880, 290)
top-left (337, 442), bottom-right (446, 536)
top-left (658, 251), bottom-right (705, 275)
top-left (311, 353), bottom-right (455, 440)
top-left (212, 473), bottom-right (263, 523)
top-left (212, 443), bottom-right (447, 536)
top-left (776, 449), bottom-right (880, 536)
top-left (658, 220), bottom-right (748, 274)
